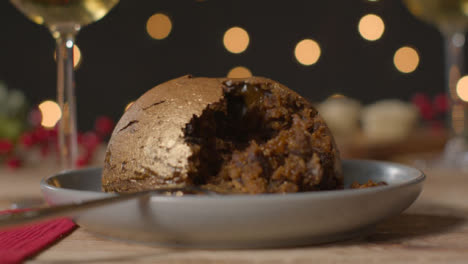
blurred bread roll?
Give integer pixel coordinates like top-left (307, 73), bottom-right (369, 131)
top-left (362, 99), bottom-right (419, 142)
top-left (318, 97), bottom-right (362, 138)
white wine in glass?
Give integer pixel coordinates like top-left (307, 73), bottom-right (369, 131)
top-left (404, 0), bottom-right (468, 31)
top-left (10, 0), bottom-right (119, 169)
top-left (404, 0), bottom-right (468, 169)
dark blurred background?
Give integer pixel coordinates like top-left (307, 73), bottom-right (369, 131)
top-left (0, 0), bottom-right (449, 130)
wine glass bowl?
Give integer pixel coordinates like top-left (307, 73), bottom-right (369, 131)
top-left (10, 0), bottom-right (119, 169)
top-left (10, 0), bottom-right (119, 29)
top-left (404, 0), bottom-right (468, 33)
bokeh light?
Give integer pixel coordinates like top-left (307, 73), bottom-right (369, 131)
top-left (329, 94), bottom-right (345, 99)
top-left (223, 27), bottom-right (250, 54)
top-left (72, 45), bottom-right (81, 68)
top-left (393, 46), bottom-right (419, 73)
top-left (294, 39), bottom-right (321, 66)
top-left (38, 100), bottom-right (62, 128)
top-left (146, 13), bottom-right (172, 40)
top-left (31, 15), bottom-right (44, 25)
top-left (227, 66), bottom-right (252, 78)
top-left (358, 14), bottom-right (385, 41)
top-left (456, 75), bottom-right (468, 101)
top-left (125, 101), bottom-right (134, 112)
top-left (54, 45), bottom-right (82, 68)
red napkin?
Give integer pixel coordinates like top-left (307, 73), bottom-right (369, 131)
top-left (0, 209), bottom-right (76, 264)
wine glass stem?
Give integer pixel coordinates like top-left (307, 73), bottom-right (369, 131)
top-left (444, 31), bottom-right (468, 140)
top-left (55, 32), bottom-right (78, 169)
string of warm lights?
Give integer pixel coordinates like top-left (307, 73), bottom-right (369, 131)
top-left (144, 5), bottom-right (422, 75)
top-left (295, 39), bottom-right (321, 66)
top-left (146, 13), bottom-right (172, 40)
top-left (38, 100), bottom-right (62, 128)
top-left (122, 6), bottom-right (422, 113)
top-left (40, 3), bottom-right (449, 120)
top-left (394, 46), bottom-right (420, 73)
top-left (227, 66), bottom-right (252, 78)
top-left (223, 27), bottom-right (250, 54)
top-left (359, 14), bottom-right (385, 41)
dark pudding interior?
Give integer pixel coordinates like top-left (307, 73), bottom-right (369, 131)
top-left (184, 80), bottom-right (342, 194)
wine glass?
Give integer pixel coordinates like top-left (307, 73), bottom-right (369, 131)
top-left (403, 0), bottom-right (468, 169)
top-left (10, 0), bottom-right (119, 169)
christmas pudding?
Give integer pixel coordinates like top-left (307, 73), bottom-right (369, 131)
top-left (102, 75), bottom-right (343, 194)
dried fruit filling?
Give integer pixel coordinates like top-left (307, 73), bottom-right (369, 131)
top-left (184, 80), bottom-right (342, 194)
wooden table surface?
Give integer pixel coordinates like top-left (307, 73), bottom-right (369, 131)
top-left (1, 154), bottom-right (467, 263)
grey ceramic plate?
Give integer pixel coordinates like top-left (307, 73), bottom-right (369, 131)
top-left (41, 160), bottom-right (424, 248)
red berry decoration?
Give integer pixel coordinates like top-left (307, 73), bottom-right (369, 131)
top-left (6, 156), bottom-right (22, 169)
top-left (81, 131), bottom-right (101, 152)
top-left (20, 132), bottom-right (36, 148)
top-left (411, 93), bottom-right (435, 121)
top-left (76, 153), bottom-right (91, 168)
top-left (47, 126), bottom-right (58, 140)
top-left (33, 127), bottom-right (49, 143)
top-left (433, 93), bottom-right (449, 114)
top-left (94, 116), bottom-right (115, 137)
top-left (0, 139), bottom-right (14, 155)
top-left (419, 103), bottom-right (435, 121)
top-left (0, 102), bottom-right (114, 169)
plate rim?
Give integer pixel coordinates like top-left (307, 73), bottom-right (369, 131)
top-left (40, 159), bottom-right (425, 201)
